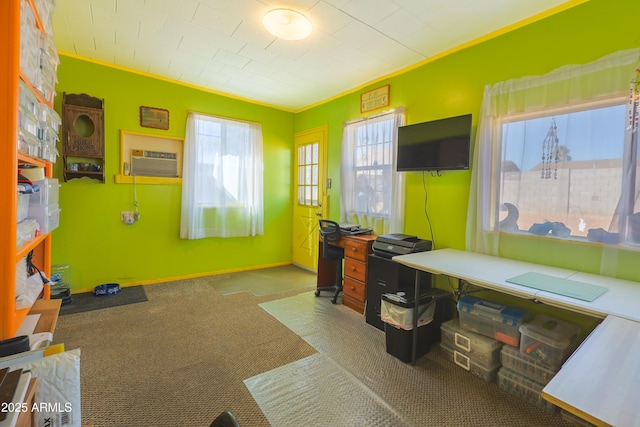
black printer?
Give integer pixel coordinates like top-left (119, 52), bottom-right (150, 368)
top-left (372, 233), bottom-right (432, 258)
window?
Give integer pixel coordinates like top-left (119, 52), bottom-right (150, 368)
top-left (180, 112), bottom-right (264, 239)
top-left (467, 49), bottom-right (640, 255)
top-left (297, 142), bottom-right (319, 206)
top-left (499, 102), bottom-right (627, 239)
top-left (340, 108), bottom-right (405, 234)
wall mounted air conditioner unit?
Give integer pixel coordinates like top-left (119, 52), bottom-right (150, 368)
top-left (131, 149), bottom-right (178, 177)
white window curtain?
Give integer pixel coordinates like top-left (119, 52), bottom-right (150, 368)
top-left (340, 107), bottom-right (405, 234)
top-left (467, 48), bottom-right (640, 273)
top-left (180, 112), bottom-right (264, 239)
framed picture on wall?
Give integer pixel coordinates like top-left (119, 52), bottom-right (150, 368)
top-left (140, 106), bottom-right (170, 130)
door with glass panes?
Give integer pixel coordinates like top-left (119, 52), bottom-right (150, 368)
top-left (292, 126), bottom-right (328, 271)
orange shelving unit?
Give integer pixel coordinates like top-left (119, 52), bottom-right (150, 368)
top-left (1, 0), bottom-right (56, 340)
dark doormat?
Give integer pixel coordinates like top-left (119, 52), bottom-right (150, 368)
top-left (59, 286), bottom-right (148, 315)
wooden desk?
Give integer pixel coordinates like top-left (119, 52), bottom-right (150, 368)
top-left (317, 234), bottom-right (376, 313)
top-left (392, 248), bottom-right (640, 425)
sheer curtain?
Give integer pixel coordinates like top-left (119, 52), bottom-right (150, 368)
top-left (467, 48), bottom-right (640, 272)
top-left (180, 112), bottom-right (264, 239)
top-left (340, 107), bottom-right (405, 234)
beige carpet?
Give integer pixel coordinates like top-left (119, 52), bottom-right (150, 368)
top-left (210, 265), bottom-right (317, 296)
top-left (53, 266), bottom-right (574, 426)
top-left (54, 267), bottom-right (318, 426)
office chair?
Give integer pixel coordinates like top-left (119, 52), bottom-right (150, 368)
top-left (209, 410), bottom-right (240, 427)
top-left (315, 219), bottom-right (345, 304)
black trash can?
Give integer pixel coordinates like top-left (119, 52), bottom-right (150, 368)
top-left (381, 288), bottom-right (451, 363)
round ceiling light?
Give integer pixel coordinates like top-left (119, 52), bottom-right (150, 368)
top-left (263, 9), bottom-right (312, 41)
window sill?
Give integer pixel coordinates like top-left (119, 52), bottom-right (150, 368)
top-left (497, 229), bottom-right (640, 251)
top-left (198, 204), bottom-right (245, 209)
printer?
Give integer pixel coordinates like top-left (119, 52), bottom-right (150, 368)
top-left (372, 233), bottom-right (432, 258)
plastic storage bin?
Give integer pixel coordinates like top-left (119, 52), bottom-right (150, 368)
top-left (16, 257), bottom-right (27, 297)
top-left (440, 343), bottom-right (501, 382)
top-left (50, 264), bottom-right (72, 303)
top-left (457, 296), bottom-right (530, 346)
top-left (381, 289), bottom-right (437, 330)
top-left (27, 203), bottom-right (60, 234)
top-left (497, 368), bottom-right (558, 414)
top-left (28, 178), bottom-right (59, 206)
top-left (519, 315), bottom-right (581, 370)
top-left (17, 192), bottom-right (29, 222)
top-left (440, 318), bottom-right (503, 366)
top-left (16, 219), bottom-right (39, 248)
top-left (500, 344), bottom-right (558, 384)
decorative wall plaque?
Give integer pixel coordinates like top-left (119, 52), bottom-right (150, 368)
top-left (360, 85), bottom-right (390, 113)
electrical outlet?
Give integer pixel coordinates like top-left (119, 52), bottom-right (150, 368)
top-left (121, 211), bottom-right (136, 225)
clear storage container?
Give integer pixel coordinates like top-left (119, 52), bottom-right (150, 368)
top-left (28, 178), bottom-right (59, 206)
top-left (500, 344), bottom-right (558, 384)
top-left (27, 203), bottom-right (60, 234)
top-left (19, 80), bottom-right (38, 114)
top-left (16, 257), bottom-right (27, 297)
top-left (17, 192), bottom-right (30, 222)
top-left (18, 130), bottom-right (40, 157)
top-left (498, 368), bottom-right (558, 414)
top-left (519, 315), bottom-right (581, 370)
top-left (440, 318), bottom-right (503, 366)
top-left (457, 296), bottom-right (530, 346)
top-left (16, 219), bottom-right (39, 248)
top-left (19, 104), bottom-right (39, 138)
top-left (440, 343), bottom-right (501, 382)
top-left (20, 0), bottom-right (40, 84)
top-left (50, 264), bottom-right (72, 301)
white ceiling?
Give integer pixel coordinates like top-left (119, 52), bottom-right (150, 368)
top-left (52, 0), bottom-right (577, 112)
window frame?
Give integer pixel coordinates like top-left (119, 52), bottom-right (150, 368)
top-left (493, 94), bottom-right (636, 245)
top-left (180, 111), bottom-right (264, 239)
top-left (340, 107), bottom-right (405, 235)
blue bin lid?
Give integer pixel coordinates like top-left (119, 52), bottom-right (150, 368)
top-left (457, 295), bottom-right (528, 326)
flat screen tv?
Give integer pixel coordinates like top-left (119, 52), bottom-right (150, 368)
top-left (396, 114), bottom-right (472, 172)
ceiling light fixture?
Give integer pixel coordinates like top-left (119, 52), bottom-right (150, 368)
top-left (263, 8), bottom-right (312, 41)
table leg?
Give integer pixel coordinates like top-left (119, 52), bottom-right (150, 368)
top-left (411, 268), bottom-right (420, 365)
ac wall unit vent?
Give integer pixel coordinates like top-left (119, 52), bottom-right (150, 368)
top-left (131, 150), bottom-right (178, 177)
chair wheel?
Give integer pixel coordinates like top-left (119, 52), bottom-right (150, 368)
top-left (314, 290), bottom-right (320, 297)
top-left (331, 297), bottom-right (337, 304)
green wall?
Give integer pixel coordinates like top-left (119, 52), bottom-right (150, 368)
top-left (53, 57), bottom-right (295, 291)
top-left (54, 0), bottom-right (640, 295)
top-left (294, 0), bottom-right (640, 284)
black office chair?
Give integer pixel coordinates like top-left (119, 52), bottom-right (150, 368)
top-left (315, 219), bottom-right (345, 304)
top-left (210, 410), bottom-right (240, 427)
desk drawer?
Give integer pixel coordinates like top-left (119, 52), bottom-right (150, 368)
top-left (343, 277), bottom-right (366, 302)
top-left (344, 258), bottom-right (367, 282)
top-left (344, 238), bottom-right (371, 262)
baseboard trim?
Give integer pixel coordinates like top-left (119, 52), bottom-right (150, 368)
top-left (71, 261), bottom-right (293, 294)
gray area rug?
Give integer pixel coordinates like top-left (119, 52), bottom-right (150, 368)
top-left (59, 286), bottom-right (148, 315)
